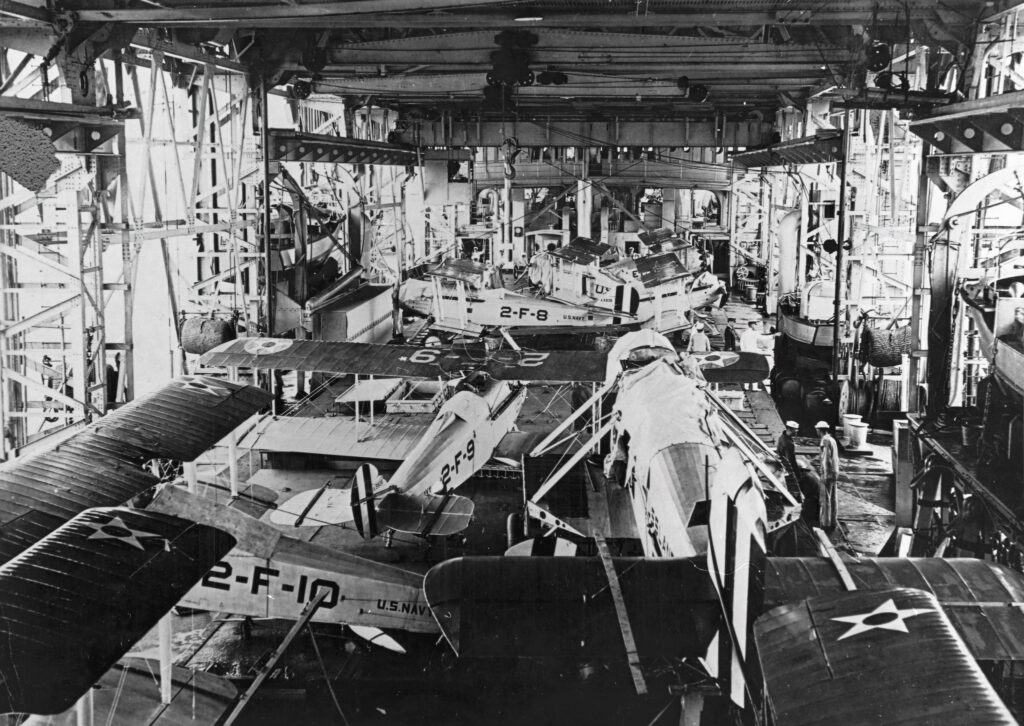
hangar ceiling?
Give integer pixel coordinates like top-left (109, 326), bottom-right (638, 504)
top-left (0, 0), bottom-right (1005, 129)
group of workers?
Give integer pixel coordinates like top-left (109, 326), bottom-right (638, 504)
top-left (776, 419), bottom-right (840, 533)
top-left (684, 314), bottom-right (841, 533)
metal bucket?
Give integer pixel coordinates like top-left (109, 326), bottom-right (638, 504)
top-left (842, 414), bottom-right (862, 442)
top-left (849, 422), bottom-right (869, 449)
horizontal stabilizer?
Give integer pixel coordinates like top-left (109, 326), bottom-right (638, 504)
top-left (0, 507), bottom-right (235, 715)
top-left (377, 491), bottom-right (474, 537)
top-left (424, 556), bottom-right (718, 658)
top-left (756, 588), bottom-right (1017, 726)
top-left (696, 351), bottom-right (769, 384)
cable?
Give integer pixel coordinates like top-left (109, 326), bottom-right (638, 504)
top-left (307, 626), bottom-right (351, 726)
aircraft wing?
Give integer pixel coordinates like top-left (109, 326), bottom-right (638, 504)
top-left (755, 588), bottom-right (1017, 726)
top-left (202, 338), bottom-right (609, 382)
top-left (423, 555), bottom-right (719, 658)
top-left (0, 507), bottom-right (235, 715)
top-left (0, 375), bottom-right (271, 565)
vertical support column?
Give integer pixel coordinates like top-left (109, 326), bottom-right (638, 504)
top-left (63, 186), bottom-right (89, 420)
top-left (228, 366), bottom-right (240, 497)
top-left (260, 78), bottom-right (275, 338)
top-left (184, 460), bottom-right (198, 494)
top-left (832, 109), bottom-right (851, 387)
top-left (907, 148), bottom-right (932, 413)
top-left (113, 57), bottom-right (133, 404)
top-left (158, 613), bottom-right (173, 704)
top-left (577, 179), bottom-right (592, 239)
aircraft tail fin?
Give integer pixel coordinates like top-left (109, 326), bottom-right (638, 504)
top-left (350, 463), bottom-right (381, 539)
top-left (704, 472), bottom-right (768, 712)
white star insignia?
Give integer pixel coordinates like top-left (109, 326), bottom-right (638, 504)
top-left (176, 375), bottom-right (229, 397)
top-left (242, 338), bottom-right (293, 355)
top-left (832, 598), bottom-right (935, 641)
top-left (82, 515), bottom-right (162, 550)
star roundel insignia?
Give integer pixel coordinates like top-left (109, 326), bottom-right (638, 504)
top-left (693, 351), bottom-right (739, 368)
top-left (832, 597), bottom-right (935, 641)
top-left (243, 338), bottom-right (294, 355)
top-left (82, 515), bottom-right (162, 550)
top-left (176, 375), bottom-right (230, 397)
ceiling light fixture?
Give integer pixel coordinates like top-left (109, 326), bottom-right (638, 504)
top-left (514, 7), bottom-right (544, 21)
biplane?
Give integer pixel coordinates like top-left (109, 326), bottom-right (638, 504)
top-left (0, 375), bottom-right (446, 716)
top-left (421, 331), bottom-right (1024, 725)
top-left (399, 238), bottom-right (725, 336)
top-left (0, 376), bottom-right (266, 715)
top-left (200, 336), bottom-right (768, 541)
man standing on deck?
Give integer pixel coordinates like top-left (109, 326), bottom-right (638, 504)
top-left (687, 322), bottom-right (711, 353)
top-left (815, 420), bottom-right (840, 533)
top-left (739, 319), bottom-right (762, 353)
top-left (776, 420), bottom-right (802, 502)
top-left (723, 318), bottom-right (738, 351)
top-left (776, 420), bottom-right (800, 478)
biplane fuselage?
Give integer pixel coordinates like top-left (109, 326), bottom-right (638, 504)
top-left (384, 380), bottom-right (527, 497)
top-left (604, 334), bottom-right (795, 559)
top-left (401, 253), bottom-right (724, 335)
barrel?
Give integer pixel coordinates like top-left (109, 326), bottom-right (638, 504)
top-left (745, 283), bottom-right (758, 302)
top-left (961, 423), bottom-right (984, 448)
top-left (181, 316), bottom-right (236, 355)
top-left (849, 422), bottom-right (869, 448)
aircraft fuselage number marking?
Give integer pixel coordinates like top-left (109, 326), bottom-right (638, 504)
top-left (499, 305), bottom-right (548, 321)
top-left (408, 347), bottom-right (551, 368)
top-left (201, 561), bottom-right (342, 610)
top-left (440, 438), bottom-right (476, 487)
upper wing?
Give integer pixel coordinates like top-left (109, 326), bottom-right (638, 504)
top-left (0, 375), bottom-right (270, 565)
top-left (0, 507), bottom-right (235, 715)
top-left (755, 588), bottom-right (1016, 726)
top-left (423, 556), bottom-right (719, 659)
top-left (202, 338), bottom-right (608, 382)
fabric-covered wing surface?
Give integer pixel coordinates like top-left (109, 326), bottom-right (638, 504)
top-left (202, 339), bottom-right (608, 382)
top-left (756, 588), bottom-right (1017, 726)
top-left (0, 507), bottom-right (236, 715)
top-left (0, 376), bottom-right (270, 564)
top-left (423, 556), bottom-right (719, 659)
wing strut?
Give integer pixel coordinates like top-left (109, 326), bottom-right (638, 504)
top-left (595, 534), bottom-right (647, 696)
top-left (813, 527), bottom-right (857, 591)
top-left (530, 414), bottom-right (617, 504)
top-left (221, 589), bottom-right (330, 725)
top-left (529, 378), bottom-right (615, 457)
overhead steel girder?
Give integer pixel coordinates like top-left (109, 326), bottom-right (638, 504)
top-left (908, 91), bottom-right (1024, 154)
top-left (267, 129), bottom-right (419, 166)
top-left (394, 119), bottom-right (772, 148)
top-left (58, 2), bottom-right (995, 28)
top-left (0, 98), bottom-right (130, 155)
top-left (472, 159), bottom-right (731, 189)
top-left (731, 129), bottom-right (843, 168)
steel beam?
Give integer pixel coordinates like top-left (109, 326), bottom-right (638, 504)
top-left (395, 119), bottom-right (772, 148)
top-left (268, 129), bottom-right (419, 166)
